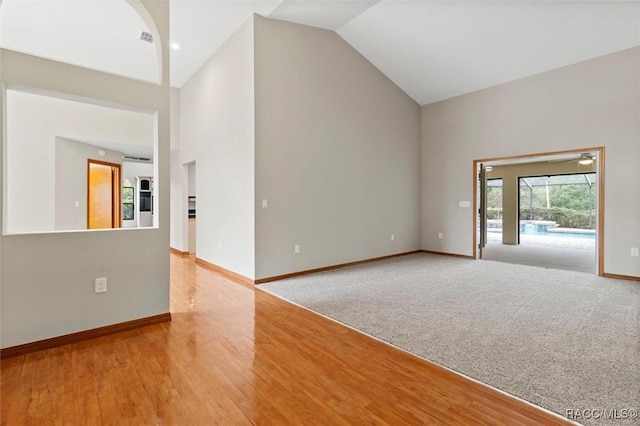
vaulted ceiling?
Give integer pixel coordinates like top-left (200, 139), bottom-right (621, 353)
top-left (2, 0), bottom-right (639, 105)
top-left (0, 0), bottom-right (160, 83)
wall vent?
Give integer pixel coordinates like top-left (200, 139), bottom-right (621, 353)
top-left (140, 31), bottom-right (153, 43)
top-left (123, 155), bottom-right (152, 163)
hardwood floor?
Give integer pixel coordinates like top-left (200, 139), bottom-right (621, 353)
top-left (1, 254), bottom-right (571, 425)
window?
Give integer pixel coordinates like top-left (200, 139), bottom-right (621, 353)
top-left (122, 179), bottom-right (134, 220)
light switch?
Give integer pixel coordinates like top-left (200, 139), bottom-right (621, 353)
top-left (262, 199), bottom-right (268, 208)
top-left (75, 201), bottom-right (80, 207)
top-left (459, 201), bottom-right (471, 208)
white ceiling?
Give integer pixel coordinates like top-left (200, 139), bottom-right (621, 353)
top-left (269, 0), bottom-right (379, 31)
top-left (1, 1), bottom-right (639, 105)
top-left (169, 0), bottom-right (282, 87)
top-left (0, 0), bottom-right (159, 83)
top-left (172, 0), bottom-right (640, 103)
top-left (338, 1), bottom-right (640, 104)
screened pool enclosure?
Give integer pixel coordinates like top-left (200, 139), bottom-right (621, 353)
top-left (487, 173), bottom-right (597, 238)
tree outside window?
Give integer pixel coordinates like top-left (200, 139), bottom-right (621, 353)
top-left (122, 179), bottom-right (134, 220)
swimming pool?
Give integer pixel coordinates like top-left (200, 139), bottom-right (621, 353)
top-left (522, 229), bottom-right (595, 239)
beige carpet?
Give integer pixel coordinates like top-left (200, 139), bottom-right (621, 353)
top-left (258, 253), bottom-right (640, 425)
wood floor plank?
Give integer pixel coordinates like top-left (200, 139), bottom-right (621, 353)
top-left (1, 355), bottom-right (28, 425)
top-left (0, 254), bottom-right (573, 425)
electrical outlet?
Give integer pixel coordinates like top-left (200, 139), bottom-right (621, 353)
top-left (94, 277), bottom-right (107, 293)
top-left (391, 234), bottom-right (395, 241)
top-left (438, 232), bottom-right (443, 239)
top-left (294, 244), bottom-right (300, 254)
top-left (631, 247), bottom-right (639, 257)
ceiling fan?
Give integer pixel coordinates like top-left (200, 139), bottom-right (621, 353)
top-left (548, 153), bottom-right (595, 165)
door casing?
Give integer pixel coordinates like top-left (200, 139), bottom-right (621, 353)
top-left (473, 147), bottom-right (604, 275)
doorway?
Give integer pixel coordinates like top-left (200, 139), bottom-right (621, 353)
top-left (475, 148), bottom-right (603, 275)
top-left (187, 162), bottom-right (196, 254)
top-left (88, 160), bottom-right (121, 229)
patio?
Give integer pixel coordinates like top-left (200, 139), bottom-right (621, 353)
top-left (484, 230), bottom-right (595, 273)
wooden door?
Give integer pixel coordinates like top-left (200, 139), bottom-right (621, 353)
top-left (88, 160), bottom-right (121, 229)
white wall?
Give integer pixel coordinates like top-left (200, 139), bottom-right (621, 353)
top-left (169, 87), bottom-right (186, 251)
top-left (254, 17), bottom-right (421, 279)
top-left (169, 157), bottom-right (187, 250)
top-left (188, 163), bottom-right (196, 196)
top-left (5, 88), bottom-right (154, 234)
top-left (0, 0), bottom-right (171, 348)
top-left (122, 161), bottom-right (153, 182)
top-left (179, 17), bottom-right (255, 277)
top-left (55, 137), bottom-right (123, 231)
top-left (421, 47), bottom-right (640, 278)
